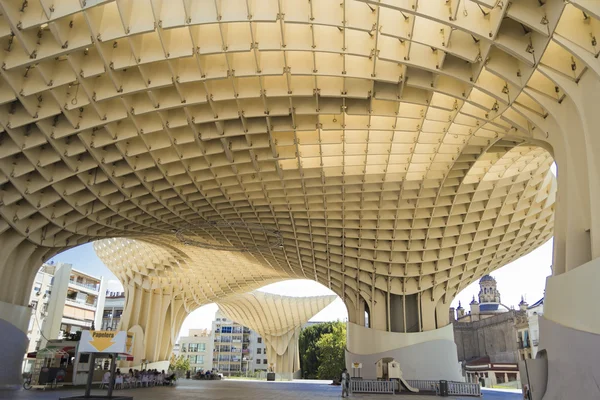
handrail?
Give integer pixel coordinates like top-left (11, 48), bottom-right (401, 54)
top-left (350, 379), bottom-right (395, 394)
top-left (406, 380), bottom-right (481, 397)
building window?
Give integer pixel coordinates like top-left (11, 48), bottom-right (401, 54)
top-left (30, 300), bottom-right (38, 310)
top-left (198, 343), bottom-right (206, 352)
top-left (257, 337), bottom-right (262, 343)
top-left (181, 344), bottom-right (187, 352)
top-left (197, 355), bottom-right (204, 364)
top-left (257, 348), bottom-right (262, 354)
top-left (189, 343), bottom-right (198, 352)
top-left (263, 359), bottom-right (268, 364)
top-left (264, 348), bottom-right (267, 354)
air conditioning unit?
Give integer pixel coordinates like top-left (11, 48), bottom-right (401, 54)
top-left (35, 291), bottom-right (41, 296)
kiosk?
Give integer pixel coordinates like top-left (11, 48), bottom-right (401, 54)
top-left (58, 330), bottom-right (134, 400)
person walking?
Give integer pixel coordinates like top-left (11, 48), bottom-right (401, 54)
top-left (341, 368), bottom-right (350, 398)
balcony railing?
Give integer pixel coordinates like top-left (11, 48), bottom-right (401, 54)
top-left (66, 297), bottom-right (97, 308)
top-left (69, 279), bottom-right (100, 292)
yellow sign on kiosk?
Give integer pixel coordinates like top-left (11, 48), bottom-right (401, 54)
top-left (79, 331), bottom-right (133, 354)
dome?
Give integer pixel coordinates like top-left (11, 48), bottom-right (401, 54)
top-left (480, 275), bottom-right (496, 283)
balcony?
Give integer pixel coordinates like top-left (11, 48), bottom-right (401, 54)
top-left (65, 297), bottom-right (97, 309)
top-left (69, 279), bottom-right (100, 292)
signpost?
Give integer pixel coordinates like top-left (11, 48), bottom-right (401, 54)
top-left (79, 331), bottom-right (133, 354)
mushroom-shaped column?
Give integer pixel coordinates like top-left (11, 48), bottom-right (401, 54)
top-left (217, 291), bottom-right (337, 380)
top-left (94, 237), bottom-right (288, 369)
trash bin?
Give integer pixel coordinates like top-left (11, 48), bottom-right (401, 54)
top-left (267, 372), bottom-right (276, 381)
top-left (439, 380), bottom-right (449, 397)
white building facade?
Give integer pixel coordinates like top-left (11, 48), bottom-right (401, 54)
top-left (22, 262), bottom-right (106, 372)
top-left (179, 329), bottom-right (213, 373)
top-left (100, 292), bottom-right (125, 331)
top-left (210, 310), bottom-right (267, 376)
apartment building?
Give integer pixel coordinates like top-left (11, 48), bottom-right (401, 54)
top-left (179, 329), bottom-right (213, 373)
top-left (23, 264), bottom-right (57, 371)
top-left (60, 269), bottom-right (106, 336)
top-left (23, 262), bottom-right (106, 372)
top-left (211, 311), bottom-right (267, 376)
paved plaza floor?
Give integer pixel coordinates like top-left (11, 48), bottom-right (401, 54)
top-left (0, 379), bottom-right (521, 400)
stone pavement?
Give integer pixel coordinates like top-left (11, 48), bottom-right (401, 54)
top-left (0, 379), bottom-right (521, 400)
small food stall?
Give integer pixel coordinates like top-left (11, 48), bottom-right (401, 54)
top-left (59, 330), bottom-right (135, 400)
top-left (26, 333), bottom-right (134, 390)
top-left (26, 341), bottom-right (77, 389)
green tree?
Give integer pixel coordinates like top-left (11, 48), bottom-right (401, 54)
top-left (315, 323), bottom-right (346, 380)
top-left (168, 353), bottom-right (190, 373)
top-left (299, 322), bottom-right (337, 378)
top-left (299, 321), bottom-right (346, 379)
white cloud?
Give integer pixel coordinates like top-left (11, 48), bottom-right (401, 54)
top-left (106, 279), bottom-right (124, 293)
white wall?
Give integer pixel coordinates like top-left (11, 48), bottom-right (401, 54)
top-left (347, 321), bottom-right (456, 354)
top-left (346, 322), bottom-right (462, 381)
top-left (544, 257), bottom-right (600, 335)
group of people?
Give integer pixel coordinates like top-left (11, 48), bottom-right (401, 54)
top-left (101, 368), bottom-right (177, 389)
top-left (191, 368), bottom-right (221, 380)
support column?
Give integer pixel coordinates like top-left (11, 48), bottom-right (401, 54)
top-left (117, 282), bottom-right (188, 368)
top-left (524, 52), bottom-right (600, 400)
top-left (345, 285), bottom-right (459, 380)
top-left (0, 301), bottom-right (31, 389)
top-left (0, 231), bottom-right (59, 389)
top-left (265, 327), bottom-right (302, 380)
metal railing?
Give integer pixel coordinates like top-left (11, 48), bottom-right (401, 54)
top-left (69, 279), bottom-right (100, 291)
top-left (405, 380), bottom-right (481, 397)
top-left (446, 381), bottom-right (481, 396)
top-left (350, 380), bottom-right (395, 394)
